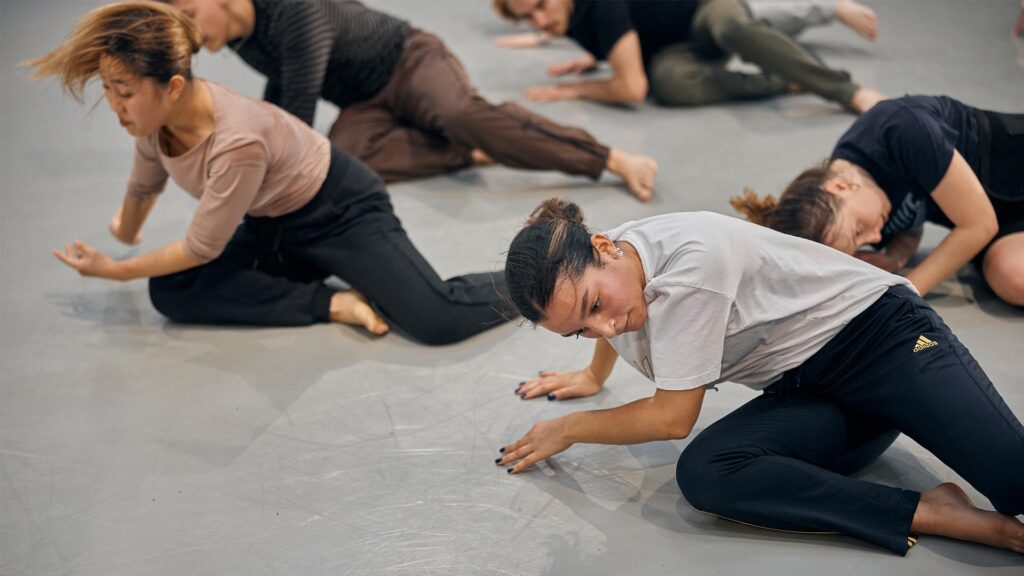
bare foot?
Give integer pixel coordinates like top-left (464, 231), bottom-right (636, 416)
top-left (329, 290), bottom-right (389, 335)
top-left (849, 87), bottom-right (886, 114)
top-left (607, 148), bottom-right (657, 202)
top-left (836, 0), bottom-right (878, 41)
top-left (911, 482), bottom-right (1024, 553)
top-left (471, 149), bottom-right (495, 167)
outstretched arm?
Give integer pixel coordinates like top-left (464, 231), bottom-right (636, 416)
top-left (498, 385), bottom-right (706, 473)
top-left (905, 151), bottom-right (997, 295)
top-left (54, 239), bottom-right (206, 281)
top-left (526, 31), bottom-right (648, 104)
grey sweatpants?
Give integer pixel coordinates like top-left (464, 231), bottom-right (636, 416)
top-left (649, 0), bottom-right (858, 108)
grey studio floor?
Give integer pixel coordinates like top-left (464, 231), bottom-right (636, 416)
top-left (2, 0), bottom-right (1023, 575)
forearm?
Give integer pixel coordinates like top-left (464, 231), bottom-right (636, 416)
top-left (563, 397), bottom-right (683, 445)
top-left (561, 77), bottom-right (646, 104)
top-left (881, 228), bottom-right (923, 270)
top-left (112, 240), bottom-right (206, 281)
top-left (907, 226), bottom-right (995, 295)
top-left (586, 338), bottom-right (618, 383)
top-left (117, 195), bottom-right (157, 242)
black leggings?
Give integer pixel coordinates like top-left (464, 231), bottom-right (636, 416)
top-left (676, 285), bottom-right (1024, 555)
top-left (148, 148), bottom-right (511, 345)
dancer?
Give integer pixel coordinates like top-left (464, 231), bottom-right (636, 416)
top-left (493, 0), bottom-right (878, 49)
top-left (498, 198), bottom-right (1024, 555)
top-left (163, 0), bottom-right (657, 200)
top-left (31, 1), bottom-right (512, 345)
top-left (732, 95), bottom-right (1024, 305)
top-left (492, 0), bottom-right (884, 112)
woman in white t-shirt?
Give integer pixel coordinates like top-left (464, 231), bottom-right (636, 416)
top-left (497, 198), bottom-right (1024, 556)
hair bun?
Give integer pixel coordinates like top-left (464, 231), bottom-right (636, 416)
top-left (526, 198), bottom-right (585, 226)
top-left (730, 188), bottom-right (777, 227)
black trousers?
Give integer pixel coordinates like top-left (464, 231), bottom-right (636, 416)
top-left (148, 147), bottom-right (511, 345)
top-left (676, 285), bottom-right (1024, 555)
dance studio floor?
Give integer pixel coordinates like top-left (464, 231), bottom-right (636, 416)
top-left (1, 1), bottom-right (1022, 574)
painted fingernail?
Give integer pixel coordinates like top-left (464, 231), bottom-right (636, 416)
top-left (519, 393), bottom-right (526, 399)
top-left (498, 447), bottom-right (505, 453)
top-left (494, 457), bottom-right (502, 464)
top-left (516, 382), bottom-right (525, 390)
top-left (547, 393), bottom-right (556, 401)
top-left (506, 468), bottom-right (514, 474)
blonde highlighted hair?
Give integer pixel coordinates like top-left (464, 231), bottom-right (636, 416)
top-left (25, 1), bottom-right (201, 101)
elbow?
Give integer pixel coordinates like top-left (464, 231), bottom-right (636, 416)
top-left (980, 217), bottom-right (999, 242)
top-left (621, 78), bottom-right (648, 103)
top-left (662, 419), bottom-right (693, 441)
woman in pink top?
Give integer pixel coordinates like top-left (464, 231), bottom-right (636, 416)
top-left (29, 1), bottom-right (510, 345)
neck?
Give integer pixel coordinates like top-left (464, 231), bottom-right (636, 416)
top-left (227, 0), bottom-right (257, 41)
top-left (617, 241), bottom-right (646, 289)
top-left (163, 80), bottom-right (213, 147)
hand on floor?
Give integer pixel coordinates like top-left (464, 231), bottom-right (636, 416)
top-left (547, 55), bottom-right (597, 77)
top-left (496, 415), bottom-right (573, 474)
top-left (514, 368), bottom-right (604, 401)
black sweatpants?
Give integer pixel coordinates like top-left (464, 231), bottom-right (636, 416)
top-left (148, 147), bottom-right (511, 345)
top-left (676, 285), bottom-right (1024, 554)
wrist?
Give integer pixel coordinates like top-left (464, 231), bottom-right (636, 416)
top-left (560, 412), bottom-right (585, 445)
top-left (107, 259), bottom-right (131, 281)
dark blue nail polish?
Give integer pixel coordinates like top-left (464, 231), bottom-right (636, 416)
top-left (547, 393), bottom-right (556, 401)
top-left (506, 468), bottom-right (513, 474)
top-left (498, 447), bottom-right (505, 453)
top-left (494, 457), bottom-right (502, 464)
top-left (516, 381), bottom-right (525, 390)
top-left (519, 393), bottom-right (526, 399)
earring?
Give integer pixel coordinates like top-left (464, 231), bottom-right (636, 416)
top-left (615, 247), bottom-right (624, 258)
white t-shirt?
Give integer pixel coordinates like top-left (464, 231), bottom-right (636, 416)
top-left (605, 212), bottom-right (912, 391)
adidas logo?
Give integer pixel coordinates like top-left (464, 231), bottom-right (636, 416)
top-left (913, 335), bottom-right (938, 353)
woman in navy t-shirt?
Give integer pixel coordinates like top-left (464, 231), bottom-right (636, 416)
top-left (733, 95), bottom-right (1023, 305)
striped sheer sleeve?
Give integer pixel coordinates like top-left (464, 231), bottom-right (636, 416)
top-left (270, 3), bottom-right (335, 126)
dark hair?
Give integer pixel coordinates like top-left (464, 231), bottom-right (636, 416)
top-left (505, 199), bottom-right (600, 323)
top-left (26, 1), bottom-right (200, 102)
top-left (730, 160), bottom-right (843, 243)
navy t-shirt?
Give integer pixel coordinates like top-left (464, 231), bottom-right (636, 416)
top-left (831, 95), bottom-right (979, 245)
top-left (566, 0), bottom-right (701, 65)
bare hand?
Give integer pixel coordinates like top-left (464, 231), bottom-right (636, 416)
top-left (54, 241), bottom-right (120, 279)
top-left (525, 84), bottom-right (578, 102)
top-left (1015, 3), bottom-right (1024, 36)
top-left (546, 56), bottom-right (596, 77)
top-left (854, 250), bottom-right (900, 272)
top-left (492, 32), bottom-right (549, 48)
top-left (109, 207), bottom-right (141, 245)
top-left (496, 416), bottom-right (573, 473)
top-left (515, 368), bottom-right (603, 401)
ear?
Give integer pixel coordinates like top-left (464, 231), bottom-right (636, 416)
top-left (166, 75), bottom-right (187, 102)
top-left (590, 234), bottom-right (618, 258)
top-left (821, 176), bottom-right (853, 198)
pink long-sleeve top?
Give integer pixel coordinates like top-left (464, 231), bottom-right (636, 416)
top-left (125, 80), bottom-right (331, 262)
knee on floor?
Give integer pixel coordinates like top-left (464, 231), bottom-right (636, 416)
top-left (984, 247), bottom-right (1024, 306)
top-left (675, 443), bottom-right (752, 513)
